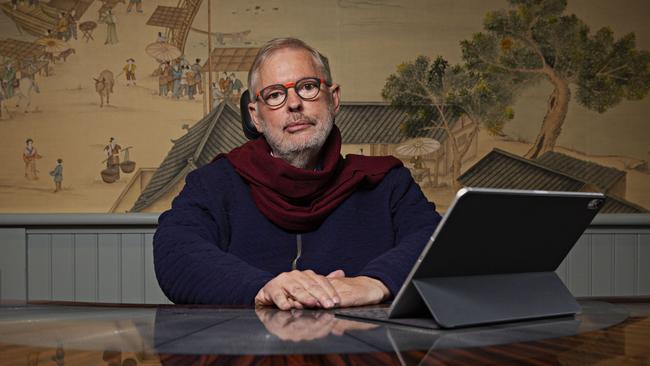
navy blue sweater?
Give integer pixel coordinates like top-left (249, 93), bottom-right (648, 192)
top-left (154, 158), bottom-right (441, 305)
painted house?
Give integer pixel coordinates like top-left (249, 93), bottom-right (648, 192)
top-left (458, 148), bottom-right (645, 213)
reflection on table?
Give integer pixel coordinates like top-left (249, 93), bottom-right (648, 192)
top-left (0, 300), bottom-right (649, 365)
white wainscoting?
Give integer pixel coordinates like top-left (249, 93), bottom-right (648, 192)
top-left (1, 214), bottom-right (649, 304)
top-left (557, 231), bottom-right (650, 296)
top-left (25, 230), bottom-right (169, 304)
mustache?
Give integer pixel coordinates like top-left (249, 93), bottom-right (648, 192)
top-left (283, 113), bottom-right (319, 127)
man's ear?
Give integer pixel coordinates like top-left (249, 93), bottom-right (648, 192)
top-left (330, 83), bottom-right (341, 115)
top-left (248, 102), bottom-right (262, 132)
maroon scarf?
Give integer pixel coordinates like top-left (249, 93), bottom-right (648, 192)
top-left (215, 126), bottom-right (402, 232)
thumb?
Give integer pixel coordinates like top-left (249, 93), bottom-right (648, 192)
top-left (326, 269), bottom-right (345, 278)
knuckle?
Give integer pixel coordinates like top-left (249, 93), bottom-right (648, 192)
top-left (290, 286), bottom-right (305, 294)
top-left (306, 284), bottom-right (323, 294)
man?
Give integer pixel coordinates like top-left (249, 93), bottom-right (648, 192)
top-left (49, 158), bottom-right (63, 192)
top-left (219, 71), bottom-right (233, 100)
top-left (123, 58), bottom-right (136, 86)
top-left (156, 31), bottom-right (167, 43)
top-left (231, 72), bottom-right (243, 93)
top-left (104, 137), bottom-right (121, 170)
top-left (171, 63), bottom-right (182, 99)
top-left (180, 65), bottom-right (189, 98)
top-left (23, 138), bottom-right (42, 180)
top-left (191, 58), bottom-right (203, 94)
top-left (154, 38), bottom-right (441, 310)
top-left (56, 12), bottom-right (70, 41)
top-left (2, 62), bottom-right (17, 99)
top-left (126, 0), bottom-right (142, 13)
top-left (156, 61), bottom-right (170, 96)
top-left (185, 65), bottom-right (196, 100)
top-left (67, 10), bottom-right (78, 40)
top-left (101, 9), bottom-right (118, 45)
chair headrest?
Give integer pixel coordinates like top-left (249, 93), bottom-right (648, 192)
top-left (240, 89), bottom-right (262, 140)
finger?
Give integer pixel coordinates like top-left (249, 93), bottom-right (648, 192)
top-left (273, 273), bottom-right (319, 308)
top-left (304, 271), bottom-right (341, 307)
top-left (294, 271), bottom-right (338, 309)
top-left (288, 298), bottom-right (304, 310)
top-left (326, 269), bottom-right (345, 278)
top-left (283, 282), bottom-right (319, 308)
top-left (254, 288), bottom-right (274, 307)
top-left (270, 289), bottom-right (293, 310)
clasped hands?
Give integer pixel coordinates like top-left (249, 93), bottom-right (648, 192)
top-left (254, 269), bottom-right (390, 310)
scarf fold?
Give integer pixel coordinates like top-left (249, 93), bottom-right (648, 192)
top-left (216, 126), bottom-right (402, 232)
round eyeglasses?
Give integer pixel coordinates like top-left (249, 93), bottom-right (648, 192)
top-left (256, 77), bottom-right (330, 107)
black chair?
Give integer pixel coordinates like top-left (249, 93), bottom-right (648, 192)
top-left (240, 90), bottom-right (261, 140)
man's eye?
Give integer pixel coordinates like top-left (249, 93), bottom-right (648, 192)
top-left (300, 83), bottom-right (317, 91)
top-left (266, 91), bottom-right (285, 100)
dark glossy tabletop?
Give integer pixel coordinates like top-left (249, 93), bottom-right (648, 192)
top-left (1, 299), bottom-right (649, 365)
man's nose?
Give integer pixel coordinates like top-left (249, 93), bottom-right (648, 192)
top-left (285, 88), bottom-right (303, 111)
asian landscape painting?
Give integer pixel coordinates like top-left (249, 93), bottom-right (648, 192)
top-left (0, 0), bottom-right (648, 214)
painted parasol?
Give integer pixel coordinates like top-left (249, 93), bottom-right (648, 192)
top-left (35, 38), bottom-right (70, 54)
top-left (395, 137), bottom-right (441, 157)
top-left (145, 42), bottom-right (181, 62)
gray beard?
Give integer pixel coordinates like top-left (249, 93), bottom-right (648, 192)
top-left (271, 144), bottom-right (322, 170)
top-left (260, 109), bottom-right (334, 169)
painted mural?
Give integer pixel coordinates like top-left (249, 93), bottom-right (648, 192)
top-left (0, 0), bottom-right (648, 213)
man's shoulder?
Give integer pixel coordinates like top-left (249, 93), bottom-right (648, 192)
top-left (187, 158), bottom-right (237, 182)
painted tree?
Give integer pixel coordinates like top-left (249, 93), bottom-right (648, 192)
top-left (461, 0), bottom-right (650, 158)
top-left (382, 56), bottom-right (516, 189)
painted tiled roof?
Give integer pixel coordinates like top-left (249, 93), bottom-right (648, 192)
top-left (336, 102), bottom-right (450, 144)
top-left (202, 47), bottom-right (259, 73)
top-left (458, 148), bottom-right (646, 213)
top-left (130, 102), bottom-right (246, 212)
top-left (458, 148), bottom-right (585, 191)
top-left (0, 38), bottom-right (45, 61)
top-left (536, 151), bottom-right (625, 191)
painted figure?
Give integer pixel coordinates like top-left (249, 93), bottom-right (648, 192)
top-left (219, 72), bottom-right (233, 99)
top-left (231, 73), bottom-right (243, 95)
top-left (56, 12), bottom-right (70, 40)
top-left (191, 58), bottom-right (203, 94)
top-left (156, 62), bottom-right (171, 96)
top-left (49, 158), bottom-right (63, 192)
top-left (180, 65), bottom-right (189, 97)
top-left (157, 31), bottom-right (167, 43)
top-left (123, 58), bottom-right (136, 86)
top-left (101, 10), bottom-right (118, 45)
top-left (67, 10), bottom-right (78, 40)
top-left (186, 66), bottom-right (196, 100)
top-left (104, 137), bottom-right (121, 169)
top-left (0, 80), bottom-right (5, 118)
top-left (126, 0), bottom-right (142, 13)
top-left (2, 62), bottom-right (17, 99)
top-left (211, 81), bottom-right (223, 107)
top-left (171, 64), bottom-right (182, 99)
top-left (23, 138), bottom-right (42, 180)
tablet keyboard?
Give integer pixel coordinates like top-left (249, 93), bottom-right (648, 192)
top-left (334, 307), bottom-right (390, 320)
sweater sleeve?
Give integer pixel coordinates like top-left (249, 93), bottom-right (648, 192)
top-left (153, 168), bottom-right (274, 305)
top-left (356, 167), bottom-right (442, 297)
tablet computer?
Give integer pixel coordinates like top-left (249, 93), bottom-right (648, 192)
top-left (336, 188), bottom-right (606, 328)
